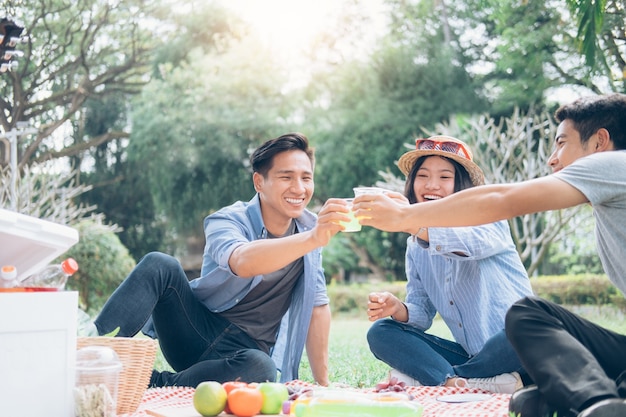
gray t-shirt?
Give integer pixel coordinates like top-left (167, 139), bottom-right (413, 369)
top-left (554, 150), bottom-right (626, 296)
top-left (219, 220), bottom-right (303, 353)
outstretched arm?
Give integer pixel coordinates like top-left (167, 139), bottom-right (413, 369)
top-left (353, 176), bottom-right (588, 235)
top-left (229, 199), bottom-right (349, 278)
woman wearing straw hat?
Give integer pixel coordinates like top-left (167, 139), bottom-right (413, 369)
top-left (366, 135), bottom-right (532, 393)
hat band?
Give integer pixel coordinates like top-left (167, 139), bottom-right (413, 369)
top-left (415, 139), bottom-right (471, 160)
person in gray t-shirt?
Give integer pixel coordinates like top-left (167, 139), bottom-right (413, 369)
top-left (352, 93), bottom-right (626, 417)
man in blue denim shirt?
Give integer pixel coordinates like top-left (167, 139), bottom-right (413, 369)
top-left (95, 133), bottom-right (348, 387)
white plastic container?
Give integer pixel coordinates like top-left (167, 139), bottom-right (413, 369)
top-left (75, 346), bottom-right (122, 417)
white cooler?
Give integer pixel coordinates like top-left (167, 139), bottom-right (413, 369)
top-left (0, 208), bottom-right (79, 417)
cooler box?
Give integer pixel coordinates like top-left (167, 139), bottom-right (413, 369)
top-left (0, 208), bottom-right (79, 281)
top-left (0, 208), bottom-right (79, 417)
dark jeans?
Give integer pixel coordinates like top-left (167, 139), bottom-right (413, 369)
top-left (367, 319), bottom-right (525, 385)
top-left (94, 252), bottom-right (277, 387)
top-left (506, 296), bottom-right (626, 415)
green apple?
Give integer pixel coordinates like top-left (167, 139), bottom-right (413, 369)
top-left (193, 381), bottom-right (227, 417)
top-left (258, 382), bottom-right (289, 414)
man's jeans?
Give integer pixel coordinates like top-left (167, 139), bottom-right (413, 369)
top-left (94, 252), bottom-right (277, 387)
top-left (506, 296), bottom-right (626, 414)
top-left (367, 318), bottom-right (524, 385)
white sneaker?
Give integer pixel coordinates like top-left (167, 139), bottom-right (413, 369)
top-left (389, 368), bottom-right (422, 387)
top-left (455, 372), bottom-right (523, 394)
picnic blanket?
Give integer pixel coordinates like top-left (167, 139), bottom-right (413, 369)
top-left (122, 380), bottom-right (511, 417)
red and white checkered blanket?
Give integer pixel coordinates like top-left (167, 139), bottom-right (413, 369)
top-left (123, 381), bottom-right (511, 417)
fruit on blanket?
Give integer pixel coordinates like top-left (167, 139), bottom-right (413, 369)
top-left (282, 400), bottom-right (292, 415)
top-left (258, 382), bottom-right (289, 414)
top-left (228, 386), bottom-right (263, 417)
top-left (193, 381), bottom-right (227, 416)
top-left (287, 387), bottom-right (315, 417)
top-left (222, 381), bottom-right (249, 414)
top-left (374, 376), bottom-right (414, 400)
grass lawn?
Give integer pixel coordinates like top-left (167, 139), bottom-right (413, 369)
top-left (296, 305), bottom-right (626, 387)
top-left (296, 313), bottom-right (453, 387)
top-left (153, 304), bottom-right (625, 387)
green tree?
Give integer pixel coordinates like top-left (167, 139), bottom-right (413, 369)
top-left (566, 0), bottom-right (607, 70)
top-left (566, 0), bottom-right (626, 92)
top-left (478, 0), bottom-right (625, 111)
top-left (128, 36), bottom-right (299, 240)
top-left (1, 0), bottom-right (158, 169)
top-left (73, 91), bottom-right (174, 259)
top-left (1, 0), bottom-right (164, 258)
top-left (69, 2), bottom-right (244, 257)
top-left (305, 0), bottom-right (487, 280)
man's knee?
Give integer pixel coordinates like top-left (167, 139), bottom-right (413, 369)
top-left (140, 251), bottom-right (179, 269)
top-left (505, 296), bottom-right (546, 342)
top-left (241, 349), bottom-right (277, 382)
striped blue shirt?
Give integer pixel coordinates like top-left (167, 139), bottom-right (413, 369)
top-left (404, 220), bottom-right (532, 355)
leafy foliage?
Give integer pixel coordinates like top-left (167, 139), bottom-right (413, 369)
top-left (566, 0), bottom-right (607, 69)
top-left (1, 0), bottom-right (158, 168)
top-left (482, 1), bottom-right (564, 113)
top-left (129, 36), bottom-right (300, 237)
top-left (312, 6), bottom-right (488, 200)
top-left (308, 6), bottom-right (488, 279)
top-left (531, 274), bottom-right (623, 306)
top-left (64, 220), bottom-right (136, 314)
top-left (4, 0), bottom-right (624, 283)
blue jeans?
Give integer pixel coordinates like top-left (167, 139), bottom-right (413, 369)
top-left (94, 252), bottom-right (277, 387)
top-left (367, 319), bottom-right (525, 385)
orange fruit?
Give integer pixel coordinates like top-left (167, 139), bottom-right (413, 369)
top-left (228, 386), bottom-right (263, 417)
top-left (222, 381), bottom-right (249, 414)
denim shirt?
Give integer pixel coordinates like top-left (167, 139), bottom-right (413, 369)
top-left (404, 220), bottom-right (532, 355)
top-left (189, 194), bottom-right (329, 381)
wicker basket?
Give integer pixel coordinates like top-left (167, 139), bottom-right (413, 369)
top-left (77, 337), bottom-right (157, 415)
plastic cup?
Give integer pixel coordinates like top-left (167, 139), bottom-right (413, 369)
top-left (339, 198), bottom-right (361, 232)
top-left (74, 346), bottom-right (122, 417)
top-left (353, 186), bottom-right (390, 197)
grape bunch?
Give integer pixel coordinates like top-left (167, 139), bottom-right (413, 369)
top-left (287, 385), bottom-right (313, 401)
top-left (374, 377), bottom-right (414, 400)
top-left (282, 385), bottom-right (315, 414)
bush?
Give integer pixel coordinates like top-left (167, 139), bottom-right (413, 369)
top-left (63, 220), bottom-right (136, 314)
top-left (530, 274), bottom-right (623, 307)
top-left (326, 281), bottom-right (406, 316)
top-left (327, 274), bottom-right (626, 316)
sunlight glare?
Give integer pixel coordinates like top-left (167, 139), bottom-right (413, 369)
top-left (223, 0), bottom-right (385, 58)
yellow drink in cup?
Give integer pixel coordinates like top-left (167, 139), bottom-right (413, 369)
top-left (339, 198), bottom-right (361, 232)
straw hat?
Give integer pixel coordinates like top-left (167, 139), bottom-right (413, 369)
top-left (397, 135), bottom-right (485, 186)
